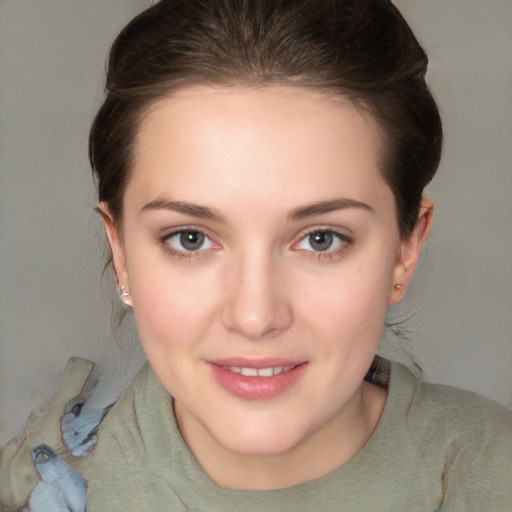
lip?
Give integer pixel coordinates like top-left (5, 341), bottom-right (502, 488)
top-left (207, 359), bottom-right (308, 400)
top-left (208, 357), bottom-right (304, 369)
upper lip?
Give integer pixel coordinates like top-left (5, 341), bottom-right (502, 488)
top-left (207, 358), bottom-right (306, 369)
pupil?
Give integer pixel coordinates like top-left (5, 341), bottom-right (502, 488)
top-left (310, 231), bottom-right (333, 251)
top-left (180, 231), bottom-right (204, 250)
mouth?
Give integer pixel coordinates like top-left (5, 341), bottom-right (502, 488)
top-left (208, 360), bottom-right (308, 400)
top-left (222, 365), bottom-right (297, 377)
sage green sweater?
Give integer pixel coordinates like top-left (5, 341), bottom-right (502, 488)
top-left (1, 357), bottom-right (511, 511)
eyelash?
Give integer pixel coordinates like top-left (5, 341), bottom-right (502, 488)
top-left (293, 228), bottom-right (353, 261)
top-left (159, 227), bottom-right (217, 260)
top-left (158, 227), bottom-right (353, 261)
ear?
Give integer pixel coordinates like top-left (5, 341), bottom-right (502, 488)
top-left (389, 198), bottom-right (433, 304)
top-left (98, 202), bottom-right (129, 290)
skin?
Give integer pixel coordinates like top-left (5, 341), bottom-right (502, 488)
top-left (101, 85), bottom-right (432, 490)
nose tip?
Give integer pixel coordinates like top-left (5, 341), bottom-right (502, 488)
top-left (225, 307), bottom-right (292, 341)
top-left (221, 259), bottom-right (293, 340)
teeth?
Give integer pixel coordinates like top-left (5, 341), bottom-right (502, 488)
top-left (240, 368), bottom-right (258, 377)
top-left (227, 365), bottom-right (294, 377)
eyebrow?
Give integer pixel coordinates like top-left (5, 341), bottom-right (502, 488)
top-left (288, 198), bottom-right (373, 220)
top-left (140, 199), bottom-right (225, 222)
top-left (140, 197), bottom-right (373, 222)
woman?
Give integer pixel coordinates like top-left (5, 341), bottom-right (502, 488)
top-left (1, 0), bottom-right (510, 510)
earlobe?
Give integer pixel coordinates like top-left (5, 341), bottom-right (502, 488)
top-left (98, 202), bottom-right (129, 288)
top-left (389, 198), bottom-right (433, 304)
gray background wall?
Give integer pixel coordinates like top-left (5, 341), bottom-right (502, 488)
top-left (1, 0), bottom-right (511, 445)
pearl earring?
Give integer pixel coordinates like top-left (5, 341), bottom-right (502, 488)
top-left (119, 285), bottom-right (133, 308)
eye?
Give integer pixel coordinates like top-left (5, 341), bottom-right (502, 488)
top-left (164, 229), bottom-right (215, 253)
top-left (296, 229), bottom-right (351, 253)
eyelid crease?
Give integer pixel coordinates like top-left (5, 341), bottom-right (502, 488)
top-left (295, 226), bottom-right (353, 243)
top-left (159, 225), bottom-right (210, 239)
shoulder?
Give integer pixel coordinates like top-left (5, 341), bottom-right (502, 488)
top-left (0, 357), bottom-right (119, 511)
top-left (410, 376), bottom-right (512, 452)
top-left (0, 357), bottom-right (175, 511)
top-left (413, 377), bottom-right (512, 434)
top-left (394, 362), bottom-right (512, 508)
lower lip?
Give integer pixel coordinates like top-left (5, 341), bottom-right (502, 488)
top-left (208, 363), bottom-right (308, 400)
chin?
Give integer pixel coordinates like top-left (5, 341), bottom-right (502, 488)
top-left (221, 436), bottom-right (299, 457)
top-left (211, 416), bottom-right (312, 457)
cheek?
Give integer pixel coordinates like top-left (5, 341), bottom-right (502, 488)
top-left (132, 272), bottom-right (211, 336)
top-left (300, 253), bottom-right (395, 339)
top-left (127, 267), bottom-right (215, 396)
top-left (125, 248), bottom-right (224, 355)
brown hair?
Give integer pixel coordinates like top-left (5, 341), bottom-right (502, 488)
top-left (90, 0), bottom-right (442, 236)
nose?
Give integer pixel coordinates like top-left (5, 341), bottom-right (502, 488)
top-left (221, 251), bottom-right (293, 340)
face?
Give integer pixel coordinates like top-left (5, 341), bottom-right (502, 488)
top-left (103, 86), bottom-right (429, 462)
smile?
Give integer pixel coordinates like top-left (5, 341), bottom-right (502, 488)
top-left (209, 361), bottom-right (308, 399)
top-left (223, 365), bottom-right (296, 377)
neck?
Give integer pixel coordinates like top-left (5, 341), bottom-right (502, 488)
top-left (174, 382), bottom-right (387, 490)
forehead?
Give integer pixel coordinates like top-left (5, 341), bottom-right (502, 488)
top-left (127, 85), bottom-right (390, 213)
